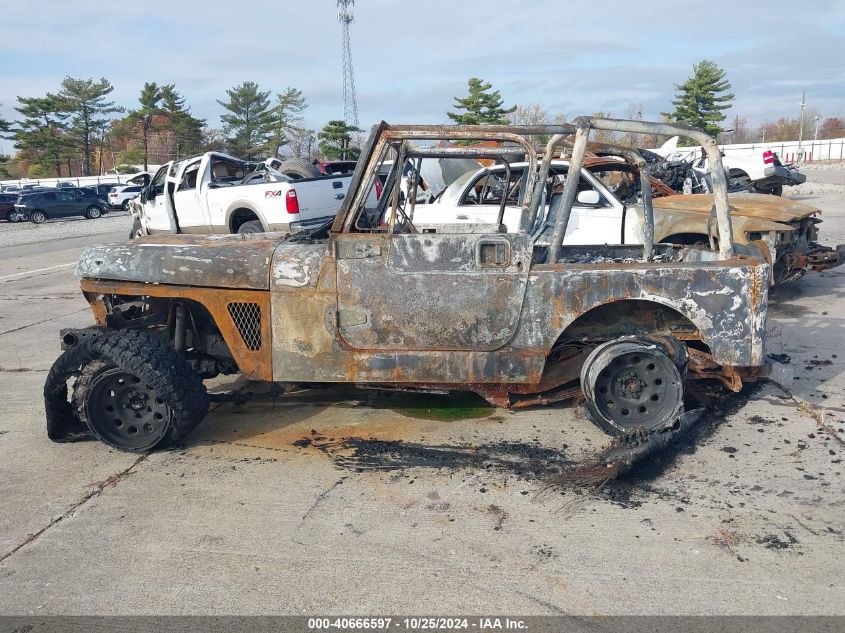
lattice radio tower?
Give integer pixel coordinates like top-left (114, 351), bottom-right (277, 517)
top-left (337, 0), bottom-right (359, 127)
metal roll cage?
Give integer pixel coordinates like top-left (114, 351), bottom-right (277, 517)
top-left (335, 119), bottom-right (735, 262)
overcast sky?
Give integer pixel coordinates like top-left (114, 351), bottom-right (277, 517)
top-left (1, 0), bottom-right (843, 151)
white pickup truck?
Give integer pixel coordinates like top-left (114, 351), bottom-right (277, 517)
top-left (656, 136), bottom-right (806, 196)
top-left (134, 152), bottom-right (358, 236)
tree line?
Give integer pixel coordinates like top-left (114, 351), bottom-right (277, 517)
top-left (0, 77), bottom-right (363, 179)
top-left (2, 63), bottom-right (843, 179)
top-left (445, 60), bottom-right (843, 148)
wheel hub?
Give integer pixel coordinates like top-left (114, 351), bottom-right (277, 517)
top-left (588, 346), bottom-right (683, 433)
top-left (83, 368), bottom-right (171, 451)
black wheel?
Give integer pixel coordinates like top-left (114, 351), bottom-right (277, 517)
top-left (729, 171), bottom-right (751, 191)
top-left (237, 219), bottom-right (264, 234)
top-left (30, 210), bottom-right (47, 224)
top-left (122, 199), bottom-right (131, 212)
top-left (750, 183), bottom-right (783, 196)
top-left (581, 337), bottom-right (685, 436)
top-left (85, 205), bottom-right (102, 219)
top-left (5, 209), bottom-right (19, 222)
top-left (129, 218), bottom-right (145, 239)
top-left (75, 330), bottom-right (209, 452)
top-left (277, 158), bottom-right (320, 180)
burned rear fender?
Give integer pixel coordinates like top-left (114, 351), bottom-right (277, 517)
top-left (514, 261), bottom-right (768, 367)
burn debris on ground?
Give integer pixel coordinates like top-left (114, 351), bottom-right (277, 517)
top-left (294, 436), bottom-right (574, 478)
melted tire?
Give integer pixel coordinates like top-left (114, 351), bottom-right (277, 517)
top-left (76, 330), bottom-right (209, 452)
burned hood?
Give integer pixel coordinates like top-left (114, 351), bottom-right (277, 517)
top-left (652, 193), bottom-right (820, 223)
top-left (76, 233), bottom-right (285, 290)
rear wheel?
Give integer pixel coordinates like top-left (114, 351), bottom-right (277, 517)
top-left (75, 330), bottom-right (209, 452)
top-left (581, 337), bottom-right (685, 436)
top-left (237, 219), bottom-right (264, 234)
top-left (122, 199), bottom-right (131, 212)
top-left (750, 183), bottom-right (783, 196)
top-left (6, 209), bottom-right (20, 222)
top-left (30, 210), bottom-right (47, 224)
top-left (85, 205), bottom-right (102, 219)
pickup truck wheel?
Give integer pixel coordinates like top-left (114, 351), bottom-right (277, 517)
top-left (30, 210), bottom-right (47, 224)
top-left (750, 183), bottom-right (783, 196)
top-left (278, 158), bottom-right (321, 180)
top-left (85, 205), bottom-right (102, 219)
top-left (237, 220), bottom-right (264, 234)
top-left (580, 337), bottom-right (684, 436)
top-left (76, 330), bottom-right (209, 452)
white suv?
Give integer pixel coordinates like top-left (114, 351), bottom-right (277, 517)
top-left (108, 185), bottom-right (143, 211)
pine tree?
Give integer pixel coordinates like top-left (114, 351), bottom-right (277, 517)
top-left (447, 77), bottom-right (516, 125)
top-left (271, 87), bottom-right (308, 157)
top-left (13, 95), bottom-right (74, 177)
top-left (217, 81), bottom-right (276, 160)
top-left (317, 120), bottom-right (361, 160)
top-left (126, 82), bottom-right (162, 171)
top-left (58, 77), bottom-right (123, 175)
top-left (663, 60), bottom-right (734, 137)
top-left (160, 84), bottom-right (205, 160)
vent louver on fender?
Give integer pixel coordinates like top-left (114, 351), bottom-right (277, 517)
top-left (227, 302), bottom-right (262, 351)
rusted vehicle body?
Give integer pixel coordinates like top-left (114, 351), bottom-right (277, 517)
top-left (582, 151), bottom-right (845, 284)
top-left (48, 118), bottom-right (773, 453)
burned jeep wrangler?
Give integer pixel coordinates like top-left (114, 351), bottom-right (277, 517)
top-left (46, 117), bottom-right (771, 453)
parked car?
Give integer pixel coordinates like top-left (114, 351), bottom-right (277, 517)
top-left (656, 137), bottom-right (806, 196)
top-left (108, 185), bottom-right (142, 210)
top-left (15, 189), bottom-right (109, 223)
top-left (1, 193), bottom-right (22, 222)
top-left (134, 152), bottom-right (375, 237)
top-left (87, 182), bottom-right (122, 198)
top-left (409, 154), bottom-right (843, 285)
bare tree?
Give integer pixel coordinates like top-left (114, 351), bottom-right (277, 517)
top-left (508, 103), bottom-right (549, 126)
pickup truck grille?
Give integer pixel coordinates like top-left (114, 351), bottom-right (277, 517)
top-left (227, 302), bottom-right (262, 351)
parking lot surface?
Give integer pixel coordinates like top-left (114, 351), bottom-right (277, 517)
top-left (0, 187), bottom-right (843, 615)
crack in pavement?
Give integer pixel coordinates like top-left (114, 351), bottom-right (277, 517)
top-left (0, 455), bottom-right (148, 565)
top-left (0, 308), bottom-right (89, 337)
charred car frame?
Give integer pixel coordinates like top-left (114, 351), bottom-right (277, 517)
top-left (47, 117), bottom-right (775, 454)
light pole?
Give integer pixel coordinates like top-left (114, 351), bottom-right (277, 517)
top-left (797, 91), bottom-right (806, 163)
top-left (814, 115), bottom-right (820, 141)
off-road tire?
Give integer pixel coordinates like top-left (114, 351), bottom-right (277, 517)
top-left (75, 329), bottom-right (209, 452)
top-left (277, 158), bottom-right (321, 180)
top-left (237, 219), bottom-right (264, 234)
top-left (30, 210), bottom-right (47, 224)
top-left (85, 205), bottom-right (102, 219)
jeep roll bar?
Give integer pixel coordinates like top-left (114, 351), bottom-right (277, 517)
top-left (336, 120), bottom-right (735, 262)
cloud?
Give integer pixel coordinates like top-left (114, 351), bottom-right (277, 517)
top-left (0, 0), bottom-right (842, 137)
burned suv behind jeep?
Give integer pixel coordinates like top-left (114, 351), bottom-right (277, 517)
top-left (47, 118), bottom-right (771, 454)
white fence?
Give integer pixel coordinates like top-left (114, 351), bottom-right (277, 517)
top-left (0, 166), bottom-right (162, 190)
top-left (657, 138), bottom-right (845, 164)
